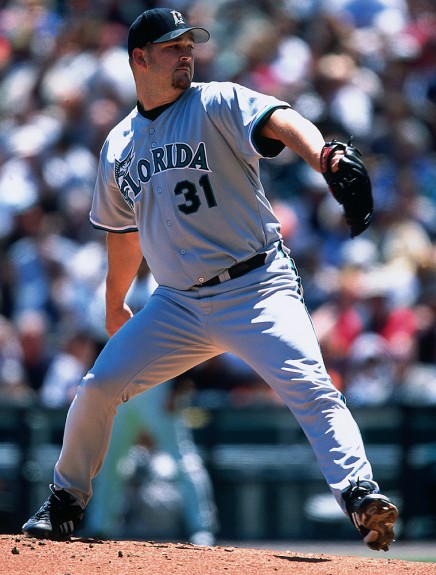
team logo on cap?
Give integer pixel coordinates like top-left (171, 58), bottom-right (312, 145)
top-left (171, 10), bottom-right (185, 26)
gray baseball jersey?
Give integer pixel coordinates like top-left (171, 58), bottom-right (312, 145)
top-left (90, 81), bottom-right (289, 289)
top-left (52, 80), bottom-right (375, 517)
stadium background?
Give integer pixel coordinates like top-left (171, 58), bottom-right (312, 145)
top-left (1, 0), bottom-right (436, 549)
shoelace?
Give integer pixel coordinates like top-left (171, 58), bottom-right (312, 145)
top-left (347, 478), bottom-right (374, 501)
top-left (32, 497), bottom-right (55, 521)
top-left (32, 485), bottom-right (65, 521)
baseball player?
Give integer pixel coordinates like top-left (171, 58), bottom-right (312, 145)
top-left (22, 8), bottom-right (398, 550)
top-left (86, 379), bottom-right (218, 545)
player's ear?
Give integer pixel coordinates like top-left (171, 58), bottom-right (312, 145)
top-left (132, 47), bottom-right (147, 68)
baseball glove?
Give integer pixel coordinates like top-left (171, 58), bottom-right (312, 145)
top-left (320, 138), bottom-right (374, 238)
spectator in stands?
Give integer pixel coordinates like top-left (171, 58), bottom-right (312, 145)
top-left (343, 332), bottom-right (396, 407)
top-left (39, 328), bottom-right (98, 408)
top-left (0, 314), bottom-right (30, 401)
top-left (0, 0), bottom-right (435, 417)
top-left (15, 309), bottom-right (53, 394)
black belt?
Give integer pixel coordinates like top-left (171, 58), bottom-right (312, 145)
top-left (197, 253), bottom-right (267, 287)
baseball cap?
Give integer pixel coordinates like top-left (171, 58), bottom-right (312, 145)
top-left (127, 8), bottom-right (210, 56)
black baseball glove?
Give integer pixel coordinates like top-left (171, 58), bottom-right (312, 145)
top-left (320, 138), bottom-right (374, 238)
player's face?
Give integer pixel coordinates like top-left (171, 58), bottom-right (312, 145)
top-left (145, 33), bottom-right (195, 91)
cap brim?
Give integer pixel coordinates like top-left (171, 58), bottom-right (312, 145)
top-left (153, 27), bottom-right (210, 44)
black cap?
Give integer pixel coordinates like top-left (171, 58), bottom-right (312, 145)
top-left (127, 8), bottom-right (210, 56)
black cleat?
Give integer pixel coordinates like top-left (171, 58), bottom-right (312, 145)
top-left (22, 484), bottom-right (84, 540)
top-left (342, 479), bottom-right (398, 551)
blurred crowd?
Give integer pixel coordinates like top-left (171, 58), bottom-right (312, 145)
top-left (1, 0), bottom-right (436, 410)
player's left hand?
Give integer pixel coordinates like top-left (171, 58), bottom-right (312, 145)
top-left (320, 138), bottom-right (374, 237)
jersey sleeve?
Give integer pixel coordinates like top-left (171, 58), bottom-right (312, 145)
top-left (202, 82), bottom-right (291, 159)
top-left (89, 141), bottom-right (138, 233)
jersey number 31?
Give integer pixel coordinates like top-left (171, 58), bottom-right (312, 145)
top-left (174, 174), bottom-right (217, 215)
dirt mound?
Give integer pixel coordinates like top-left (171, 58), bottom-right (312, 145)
top-left (2, 535), bottom-right (435, 575)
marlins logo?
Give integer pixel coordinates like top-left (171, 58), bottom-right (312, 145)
top-left (114, 147), bottom-right (135, 211)
top-left (171, 10), bottom-right (185, 25)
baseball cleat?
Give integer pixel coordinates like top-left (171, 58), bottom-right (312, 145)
top-left (22, 484), bottom-right (84, 540)
top-left (342, 479), bottom-right (398, 551)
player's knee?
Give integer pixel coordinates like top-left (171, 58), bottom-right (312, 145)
top-left (79, 368), bottom-right (125, 400)
top-left (79, 368), bottom-right (148, 405)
